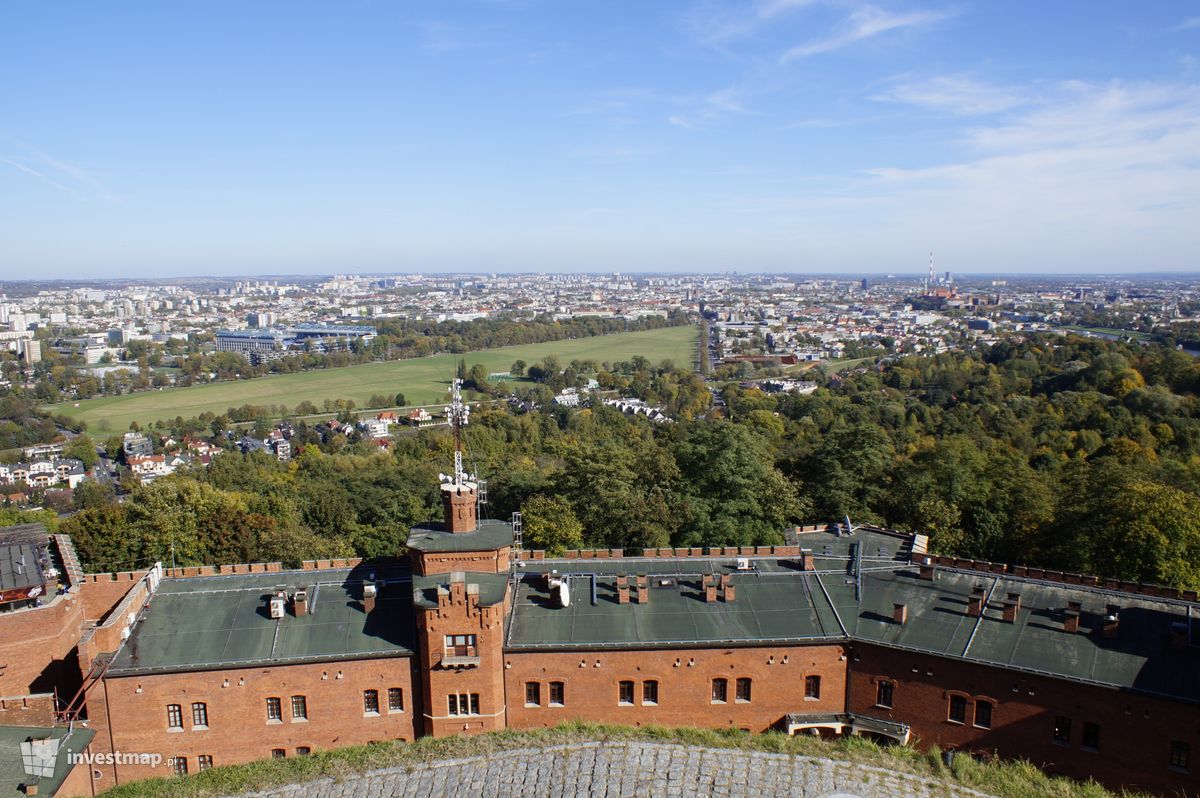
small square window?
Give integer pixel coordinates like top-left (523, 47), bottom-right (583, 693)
top-left (526, 682), bottom-right (541, 707)
top-left (271, 749), bottom-right (286, 759)
top-left (1170, 741), bottom-right (1190, 771)
top-left (197, 755), bottom-right (213, 771)
top-left (876, 681), bottom-right (894, 709)
top-left (974, 700), bottom-right (993, 729)
top-left (363, 689), bottom-right (379, 714)
top-left (166, 704), bottom-right (183, 730)
top-left (171, 756), bottom-right (188, 776)
top-left (296, 747), bottom-right (311, 756)
top-left (804, 675), bottom-right (821, 700)
top-left (1082, 722), bottom-right (1100, 752)
top-left (191, 702), bottom-right (208, 728)
top-left (948, 695), bottom-right (967, 724)
top-left (549, 681), bottom-right (565, 706)
top-left (291, 695), bottom-right (308, 721)
top-left (388, 688), bottom-right (404, 712)
top-left (618, 680), bottom-right (635, 705)
top-left (712, 678), bottom-right (728, 704)
top-left (735, 677), bottom-right (752, 703)
top-left (642, 680), bottom-right (658, 705)
top-left (266, 697), bottom-right (282, 722)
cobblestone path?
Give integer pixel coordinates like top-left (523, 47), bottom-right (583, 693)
top-left (239, 741), bottom-right (996, 798)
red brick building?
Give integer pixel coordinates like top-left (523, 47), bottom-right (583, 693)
top-left (4, 476), bottom-right (1199, 797)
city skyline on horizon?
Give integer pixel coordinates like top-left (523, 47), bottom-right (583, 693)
top-left (3, 2), bottom-right (1199, 278)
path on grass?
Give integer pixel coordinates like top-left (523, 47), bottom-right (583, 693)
top-left (238, 741), bottom-right (995, 798)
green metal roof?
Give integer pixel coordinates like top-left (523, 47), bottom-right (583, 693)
top-left (506, 527), bottom-right (1200, 703)
top-left (0, 725), bottom-right (94, 798)
top-left (406, 519), bottom-right (514, 553)
top-left (506, 559), bottom-right (839, 649)
top-left (107, 569), bottom-right (414, 676)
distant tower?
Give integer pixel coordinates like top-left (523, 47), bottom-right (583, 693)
top-left (926, 252), bottom-right (934, 294)
top-left (440, 379), bottom-right (478, 533)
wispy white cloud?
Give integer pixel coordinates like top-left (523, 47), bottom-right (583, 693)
top-left (1173, 16), bottom-right (1200, 32)
top-left (872, 74), bottom-right (1027, 115)
top-left (570, 85), bottom-right (751, 129)
top-left (780, 4), bottom-right (951, 62)
top-left (701, 80), bottom-right (1200, 271)
top-left (1, 139), bottom-right (117, 202)
top-left (1, 157), bottom-right (85, 200)
top-left (682, 0), bottom-right (817, 46)
top-left (669, 87), bottom-right (752, 128)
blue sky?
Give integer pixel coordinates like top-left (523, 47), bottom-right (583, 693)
top-left (2, 1), bottom-right (1198, 277)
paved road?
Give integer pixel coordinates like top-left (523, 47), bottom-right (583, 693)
top-left (239, 741), bottom-right (995, 798)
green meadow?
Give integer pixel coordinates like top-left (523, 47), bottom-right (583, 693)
top-left (46, 325), bottom-right (698, 431)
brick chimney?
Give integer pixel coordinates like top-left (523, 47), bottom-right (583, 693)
top-left (1063, 610), bottom-right (1080, 633)
top-left (893, 602), bottom-right (908, 625)
top-left (1001, 592), bottom-right (1021, 623)
top-left (1103, 604), bottom-right (1120, 638)
top-left (293, 588), bottom-right (308, 617)
top-left (801, 550), bottom-right (815, 571)
top-left (1001, 601), bottom-right (1017, 623)
top-left (918, 557), bottom-right (936, 581)
top-left (634, 575), bottom-right (649, 604)
top-left (705, 578), bottom-right (718, 603)
top-left (363, 583), bottom-right (377, 614)
top-left (723, 584), bottom-right (736, 602)
top-left (967, 585), bottom-right (985, 617)
top-left (617, 575), bottom-right (629, 604)
top-left (441, 482), bottom-right (478, 534)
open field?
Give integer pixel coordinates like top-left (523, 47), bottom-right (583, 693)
top-left (1059, 325), bottom-right (1153, 341)
top-left (46, 326), bottom-right (698, 432)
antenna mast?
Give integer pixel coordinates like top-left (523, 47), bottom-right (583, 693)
top-left (441, 379), bottom-right (473, 487)
top-left (926, 251), bottom-right (934, 294)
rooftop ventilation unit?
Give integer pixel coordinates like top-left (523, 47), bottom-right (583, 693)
top-left (269, 593), bottom-right (286, 619)
top-left (736, 558), bottom-right (752, 571)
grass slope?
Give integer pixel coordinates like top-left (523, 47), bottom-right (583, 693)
top-left (46, 326), bottom-right (698, 432)
top-left (97, 723), bottom-right (1139, 798)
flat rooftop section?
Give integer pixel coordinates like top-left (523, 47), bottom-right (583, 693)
top-left (803, 526), bottom-right (914, 569)
top-left (413, 572), bottom-right (508, 609)
top-left (107, 568), bottom-right (415, 676)
top-left (507, 558), bottom-right (842, 649)
top-left (0, 725), bottom-right (94, 798)
top-left (844, 566), bottom-right (1200, 701)
top-left (407, 519), bottom-right (514, 553)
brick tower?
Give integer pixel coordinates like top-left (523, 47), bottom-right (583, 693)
top-left (408, 379), bottom-right (513, 735)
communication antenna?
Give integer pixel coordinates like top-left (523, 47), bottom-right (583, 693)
top-left (439, 379), bottom-right (475, 488)
top-left (926, 251), bottom-right (934, 293)
top-left (512, 511), bottom-right (523, 549)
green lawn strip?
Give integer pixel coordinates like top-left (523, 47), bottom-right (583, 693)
top-left (46, 326), bottom-right (698, 431)
top-left (97, 722), bottom-right (1141, 798)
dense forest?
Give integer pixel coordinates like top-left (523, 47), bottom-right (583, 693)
top-left (47, 335), bottom-right (1200, 591)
